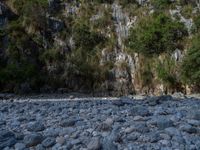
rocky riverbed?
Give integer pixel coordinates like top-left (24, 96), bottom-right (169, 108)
top-left (0, 96), bottom-right (200, 150)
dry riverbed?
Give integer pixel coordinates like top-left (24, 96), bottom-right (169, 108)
top-left (0, 95), bottom-right (200, 150)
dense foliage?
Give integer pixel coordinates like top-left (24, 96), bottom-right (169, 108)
top-left (181, 34), bottom-right (200, 89)
top-left (128, 13), bottom-right (187, 56)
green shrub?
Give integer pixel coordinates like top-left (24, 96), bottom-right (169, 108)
top-left (13, 0), bottom-right (48, 30)
top-left (73, 22), bottom-right (105, 51)
top-left (181, 4), bottom-right (193, 19)
top-left (156, 57), bottom-right (180, 90)
top-left (128, 13), bottom-right (187, 56)
top-left (192, 15), bottom-right (200, 33)
top-left (119, 0), bottom-right (138, 7)
top-left (0, 62), bottom-right (40, 85)
top-left (181, 34), bottom-right (200, 87)
top-left (41, 48), bottom-right (63, 63)
top-left (151, 0), bottom-right (172, 9)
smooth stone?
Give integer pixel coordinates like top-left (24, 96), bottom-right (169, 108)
top-left (27, 122), bottom-right (45, 132)
top-left (159, 140), bottom-right (171, 147)
top-left (15, 133), bottom-right (24, 140)
top-left (102, 136), bottom-right (117, 150)
top-left (0, 130), bottom-right (17, 149)
top-left (112, 100), bottom-right (125, 107)
top-left (132, 123), bottom-right (150, 133)
top-left (133, 116), bottom-right (146, 121)
top-left (160, 133), bottom-right (171, 140)
top-left (189, 110), bottom-right (200, 120)
top-left (56, 136), bottom-right (66, 145)
top-left (131, 106), bottom-right (151, 116)
top-left (43, 128), bottom-right (60, 137)
top-left (99, 118), bottom-right (114, 131)
top-left (156, 118), bottom-right (173, 130)
top-left (14, 143), bottom-right (26, 150)
top-left (24, 133), bottom-right (43, 147)
top-left (149, 132), bottom-right (161, 143)
top-left (87, 137), bottom-right (101, 150)
top-left (179, 124), bottom-right (198, 134)
top-left (164, 127), bottom-right (181, 136)
top-left (70, 139), bottom-right (81, 145)
top-left (0, 120), bottom-right (6, 126)
top-left (42, 137), bottom-right (56, 148)
top-left (127, 132), bottom-right (140, 141)
top-left (35, 144), bottom-right (45, 150)
top-left (124, 127), bottom-right (135, 134)
top-left (187, 119), bottom-right (200, 126)
top-left (60, 127), bottom-right (76, 136)
top-left (172, 136), bottom-right (185, 144)
top-left (60, 119), bottom-right (76, 127)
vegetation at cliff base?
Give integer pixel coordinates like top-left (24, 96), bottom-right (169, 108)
top-left (181, 34), bottom-right (200, 89)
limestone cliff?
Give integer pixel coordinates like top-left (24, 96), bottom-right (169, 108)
top-left (0, 0), bottom-right (199, 95)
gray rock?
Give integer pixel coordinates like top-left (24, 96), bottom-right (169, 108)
top-left (24, 133), bottom-right (43, 147)
top-left (159, 140), bottom-right (171, 147)
top-left (0, 130), bottom-right (17, 149)
top-left (15, 133), bottom-right (24, 140)
top-left (131, 106), bottom-right (151, 116)
top-left (0, 120), bottom-right (6, 126)
top-left (191, 110), bottom-right (200, 120)
top-left (148, 95), bottom-right (172, 106)
top-left (87, 137), bottom-right (101, 150)
top-left (149, 132), bottom-right (161, 143)
top-left (27, 121), bottom-right (45, 132)
top-left (112, 100), bottom-right (125, 107)
top-left (42, 137), bottom-right (56, 148)
top-left (60, 127), bottom-right (76, 136)
top-left (164, 127), bottom-right (181, 137)
top-left (187, 119), bottom-right (200, 126)
top-left (102, 136), bottom-right (117, 150)
top-left (179, 124), bottom-right (198, 134)
top-left (70, 139), bottom-right (81, 145)
top-left (35, 144), bottom-right (45, 150)
top-left (172, 136), bottom-right (185, 144)
top-left (99, 118), bottom-right (114, 131)
top-left (60, 119), bottom-right (76, 127)
top-left (131, 123), bottom-right (150, 133)
top-left (127, 132), bottom-right (140, 141)
top-left (14, 143), bottom-right (26, 150)
top-left (43, 128), bottom-right (60, 137)
top-left (56, 136), bottom-right (65, 145)
top-left (156, 118), bottom-right (173, 130)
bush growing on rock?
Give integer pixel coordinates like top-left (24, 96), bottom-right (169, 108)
top-left (156, 56), bottom-right (183, 93)
top-left (128, 13), bottom-right (187, 56)
top-left (192, 15), bottom-right (200, 33)
top-left (12, 0), bottom-right (48, 34)
top-left (151, 0), bottom-right (172, 9)
top-left (73, 23), bottom-right (105, 51)
top-left (181, 34), bottom-right (200, 91)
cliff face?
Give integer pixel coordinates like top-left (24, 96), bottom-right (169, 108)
top-left (0, 0), bottom-right (199, 95)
